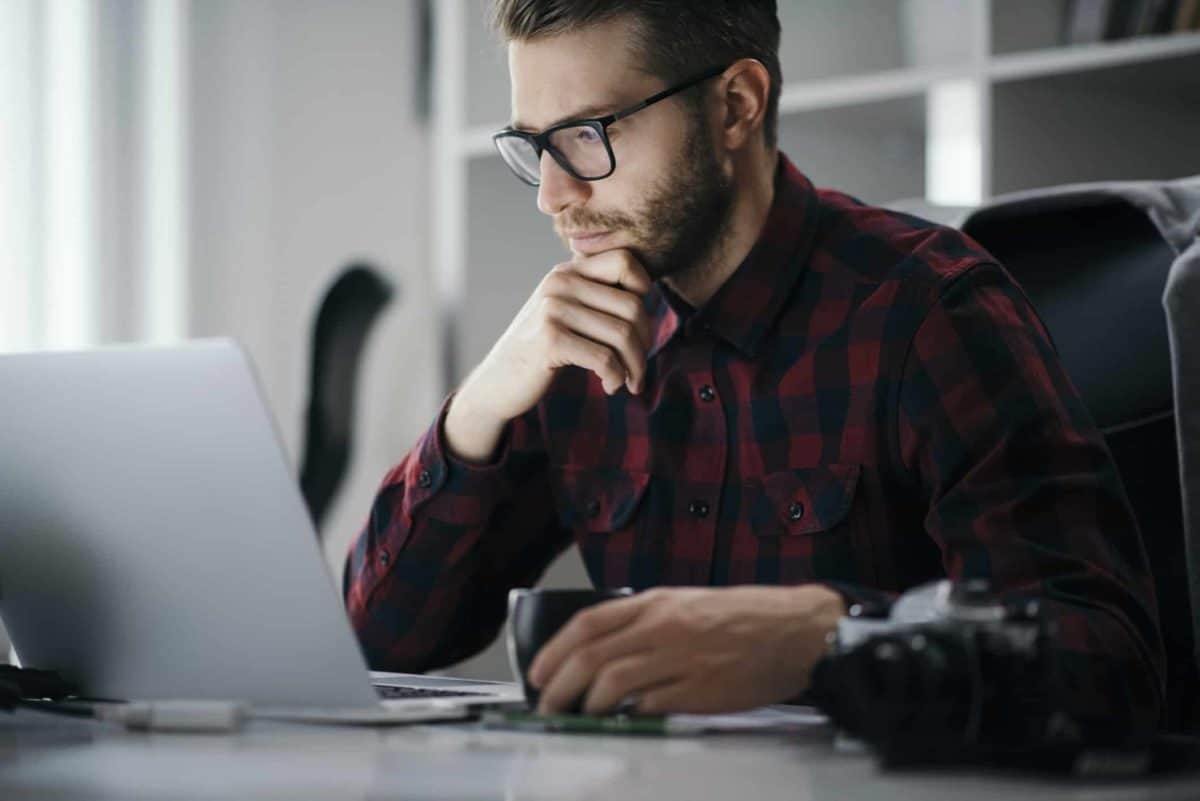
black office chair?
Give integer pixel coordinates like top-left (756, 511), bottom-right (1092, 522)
top-left (1164, 199), bottom-right (1200, 733)
top-left (958, 188), bottom-right (1198, 732)
top-left (298, 263), bottom-right (396, 533)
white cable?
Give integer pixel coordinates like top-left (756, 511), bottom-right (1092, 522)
top-left (45, 697), bottom-right (466, 732)
top-left (93, 700), bottom-right (248, 733)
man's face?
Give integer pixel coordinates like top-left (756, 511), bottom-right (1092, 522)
top-left (508, 17), bottom-right (733, 280)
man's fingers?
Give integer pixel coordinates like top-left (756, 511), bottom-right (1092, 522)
top-left (566, 250), bottom-right (653, 296)
top-left (635, 678), bottom-right (708, 715)
top-left (543, 298), bottom-right (646, 393)
top-left (535, 640), bottom-right (644, 715)
top-left (543, 270), bottom-right (651, 351)
top-left (581, 653), bottom-right (684, 715)
top-left (545, 327), bottom-right (627, 394)
top-left (528, 594), bottom-right (648, 689)
top-left (535, 621), bottom-right (662, 714)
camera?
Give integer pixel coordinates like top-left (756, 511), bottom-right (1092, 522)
top-left (809, 579), bottom-right (1144, 772)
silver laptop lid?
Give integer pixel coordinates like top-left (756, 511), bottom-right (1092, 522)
top-left (0, 340), bottom-right (378, 707)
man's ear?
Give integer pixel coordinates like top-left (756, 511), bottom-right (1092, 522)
top-left (717, 58), bottom-right (771, 151)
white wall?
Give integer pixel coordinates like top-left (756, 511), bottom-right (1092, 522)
top-left (187, 0), bottom-right (439, 575)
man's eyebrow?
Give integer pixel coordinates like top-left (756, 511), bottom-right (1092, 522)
top-left (510, 103), bottom-right (615, 133)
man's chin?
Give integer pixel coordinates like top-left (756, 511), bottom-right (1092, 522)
top-left (562, 237), bottom-right (668, 280)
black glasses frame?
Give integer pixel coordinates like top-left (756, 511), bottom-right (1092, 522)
top-left (492, 64), bottom-right (730, 187)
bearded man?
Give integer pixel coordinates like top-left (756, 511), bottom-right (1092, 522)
top-left (345, 0), bottom-right (1163, 733)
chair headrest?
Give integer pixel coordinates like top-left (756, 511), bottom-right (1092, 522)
top-left (962, 196), bottom-right (1175, 432)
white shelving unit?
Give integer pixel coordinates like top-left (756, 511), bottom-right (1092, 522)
top-left (431, 0), bottom-right (1200, 678)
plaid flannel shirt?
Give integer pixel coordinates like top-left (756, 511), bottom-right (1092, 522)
top-left (346, 154), bottom-right (1164, 734)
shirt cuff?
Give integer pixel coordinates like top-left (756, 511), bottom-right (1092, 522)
top-left (396, 393), bottom-right (517, 528)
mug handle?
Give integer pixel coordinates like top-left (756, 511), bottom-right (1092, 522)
top-left (504, 588), bottom-right (528, 687)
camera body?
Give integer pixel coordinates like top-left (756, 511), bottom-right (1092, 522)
top-left (810, 579), bottom-right (1087, 767)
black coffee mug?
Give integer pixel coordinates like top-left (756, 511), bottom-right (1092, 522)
top-left (506, 587), bottom-right (634, 710)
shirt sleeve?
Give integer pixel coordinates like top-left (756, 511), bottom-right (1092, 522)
top-left (888, 262), bottom-right (1165, 739)
top-left (343, 395), bottom-right (572, 672)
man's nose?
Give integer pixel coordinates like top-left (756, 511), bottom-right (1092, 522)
top-left (536, 151), bottom-right (589, 216)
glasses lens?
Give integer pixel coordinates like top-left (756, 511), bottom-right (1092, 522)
top-left (547, 123), bottom-right (613, 180)
top-left (494, 134), bottom-right (542, 186)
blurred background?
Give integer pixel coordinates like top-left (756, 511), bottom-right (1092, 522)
top-left (2, 0), bottom-right (1199, 679)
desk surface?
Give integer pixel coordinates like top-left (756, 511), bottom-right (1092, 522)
top-left (2, 709), bottom-right (1199, 800)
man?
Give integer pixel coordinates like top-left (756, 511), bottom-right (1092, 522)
top-left (346, 0), bottom-right (1163, 730)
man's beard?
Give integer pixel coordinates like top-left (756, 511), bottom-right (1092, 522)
top-left (555, 116), bottom-right (735, 282)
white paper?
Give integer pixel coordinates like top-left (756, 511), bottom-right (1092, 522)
top-left (667, 704), bottom-right (829, 734)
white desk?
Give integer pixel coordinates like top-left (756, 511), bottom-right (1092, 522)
top-left (2, 709), bottom-right (1199, 800)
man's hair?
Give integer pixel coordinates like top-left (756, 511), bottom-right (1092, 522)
top-left (492, 0), bottom-right (781, 149)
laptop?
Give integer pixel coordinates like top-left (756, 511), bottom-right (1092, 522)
top-left (0, 340), bottom-right (524, 719)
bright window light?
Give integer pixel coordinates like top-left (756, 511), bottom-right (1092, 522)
top-left (43, 0), bottom-right (97, 348)
top-left (926, 79), bottom-right (984, 207)
top-left (0, 0), bottom-right (38, 352)
top-left (143, 0), bottom-right (188, 343)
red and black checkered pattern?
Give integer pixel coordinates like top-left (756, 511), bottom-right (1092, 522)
top-left (345, 155), bottom-right (1163, 731)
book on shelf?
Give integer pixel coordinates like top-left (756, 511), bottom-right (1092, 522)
top-left (1065, 0), bottom-right (1199, 43)
top-left (1174, 0), bottom-right (1200, 30)
top-left (1104, 0), bottom-right (1150, 39)
top-left (1063, 0), bottom-right (1117, 44)
top-left (1138, 0), bottom-right (1180, 34)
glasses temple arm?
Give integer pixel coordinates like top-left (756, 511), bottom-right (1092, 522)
top-left (611, 65), bottom-right (729, 122)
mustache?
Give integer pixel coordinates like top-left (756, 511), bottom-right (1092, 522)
top-left (554, 209), bottom-right (638, 239)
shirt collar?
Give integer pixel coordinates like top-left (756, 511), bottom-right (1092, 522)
top-left (647, 153), bottom-right (820, 359)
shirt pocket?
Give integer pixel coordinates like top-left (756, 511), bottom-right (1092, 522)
top-left (751, 464), bottom-right (861, 537)
top-left (552, 466), bottom-right (651, 534)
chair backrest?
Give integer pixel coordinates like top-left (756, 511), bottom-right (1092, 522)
top-left (960, 191), bottom-right (1197, 732)
top-left (299, 264), bottom-right (395, 531)
top-left (1164, 215), bottom-right (1200, 730)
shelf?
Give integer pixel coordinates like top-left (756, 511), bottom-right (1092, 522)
top-left (989, 30), bottom-right (1200, 83)
top-left (777, 64), bottom-right (960, 114)
top-left (1007, 47), bottom-right (1200, 101)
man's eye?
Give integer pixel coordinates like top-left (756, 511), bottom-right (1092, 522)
top-left (576, 127), bottom-right (602, 143)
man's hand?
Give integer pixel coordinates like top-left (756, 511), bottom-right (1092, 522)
top-left (527, 585), bottom-right (846, 715)
top-left (444, 249), bottom-right (653, 462)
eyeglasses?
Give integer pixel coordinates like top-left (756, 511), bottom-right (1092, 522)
top-left (492, 64), bottom-right (729, 187)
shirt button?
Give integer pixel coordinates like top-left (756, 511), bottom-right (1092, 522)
top-left (379, 549), bottom-right (390, 566)
top-left (688, 501), bottom-right (710, 519)
top-left (788, 502), bottom-right (805, 521)
top-left (698, 385), bottom-right (715, 403)
top-left (586, 500), bottom-right (602, 519)
top-left (417, 469), bottom-right (433, 488)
